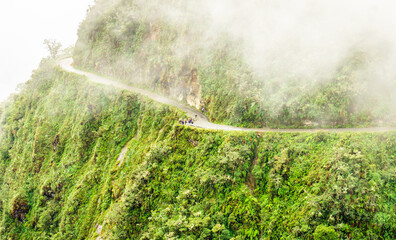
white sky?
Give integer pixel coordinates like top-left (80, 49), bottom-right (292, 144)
top-left (0, 0), bottom-right (94, 102)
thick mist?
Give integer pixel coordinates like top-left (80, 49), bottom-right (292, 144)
top-left (143, 0), bottom-right (396, 84)
top-left (77, 0), bottom-right (396, 125)
top-left (134, 0), bottom-right (396, 116)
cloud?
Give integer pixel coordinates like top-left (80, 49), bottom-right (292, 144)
top-left (133, 0), bottom-right (396, 86)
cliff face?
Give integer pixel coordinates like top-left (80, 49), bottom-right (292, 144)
top-left (0, 59), bottom-right (394, 240)
top-left (175, 68), bottom-right (201, 110)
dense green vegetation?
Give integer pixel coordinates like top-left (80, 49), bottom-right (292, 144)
top-left (73, 0), bottom-right (396, 128)
top-left (0, 59), bottom-right (394, 239)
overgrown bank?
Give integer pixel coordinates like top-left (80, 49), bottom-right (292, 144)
top-left (0, 60), bottom-right (394, 239)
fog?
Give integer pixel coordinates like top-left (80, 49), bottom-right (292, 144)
top-left (143, 0), bottom-right (396, 85)
top-left (4, 0), bottom-right (395, 115)
top-left (0, 0), bottom-right (94, 102)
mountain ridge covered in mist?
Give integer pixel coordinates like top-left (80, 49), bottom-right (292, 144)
top-left (74, 0), bottom-right (396, 128)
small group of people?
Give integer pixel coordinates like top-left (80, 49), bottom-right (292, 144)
top-left (179, 117), bottom-right (194, 125)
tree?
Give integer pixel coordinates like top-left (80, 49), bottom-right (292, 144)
top-left (43, 39), bottom-right (62, 59)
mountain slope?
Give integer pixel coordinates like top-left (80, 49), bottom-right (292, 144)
top-left (0, 59), bottom-right (394, 239)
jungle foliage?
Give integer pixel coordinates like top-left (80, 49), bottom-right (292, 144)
top-left (0, 60), bottom-right (394, 239)
top-left (73, 0), bottom-right (396, 128)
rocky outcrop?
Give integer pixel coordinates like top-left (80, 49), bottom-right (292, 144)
top-left (175, 67), bottom-right (202, 110)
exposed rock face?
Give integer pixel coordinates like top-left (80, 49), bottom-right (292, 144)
top-left (117, 144), bottom-right (129, 166)
top-left (174, 67), bottom-right (202, 110)
top-left (185, 69), bottom-right (201, 109)
top-left (95, 224), bottom-right (103, 240)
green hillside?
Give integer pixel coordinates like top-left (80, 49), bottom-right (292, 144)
top-left (73, 0), bottom-right (396, 128)
top-left (0, 59), bottom-right (394, 239)
top-left (1, 0), bottom-right (396, 239)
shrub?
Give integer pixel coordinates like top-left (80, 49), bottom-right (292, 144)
top-left (313, 225), bottom-right (339, 240)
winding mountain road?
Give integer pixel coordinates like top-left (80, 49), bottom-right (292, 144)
top-left (59, 58), bottom-right (396, 133)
